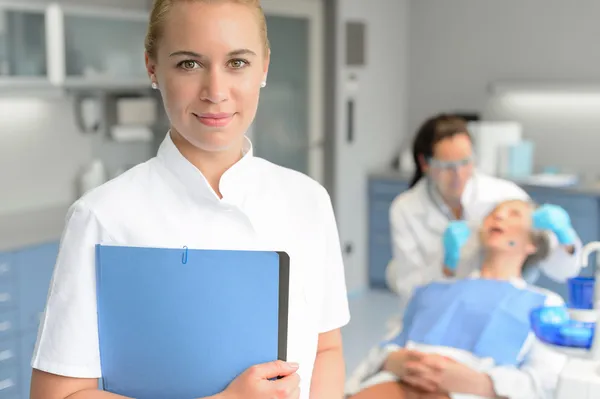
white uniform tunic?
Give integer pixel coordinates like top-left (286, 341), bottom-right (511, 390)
top-left (32, 133), bottom-right (351, 398)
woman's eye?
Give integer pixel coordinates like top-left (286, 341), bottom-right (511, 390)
top-left (179, 60), bottom-right (199, 70)
top-left (229, 59), bottom-right (249, 69)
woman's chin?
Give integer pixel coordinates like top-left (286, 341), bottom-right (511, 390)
top-left (185, 132), bottom-right (240, 153)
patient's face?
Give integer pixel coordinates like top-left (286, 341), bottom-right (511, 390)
top-left (481, 200), bottom-right (535, 253)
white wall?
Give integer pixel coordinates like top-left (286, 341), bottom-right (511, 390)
top-left (0, 0), bottom-right (152, 215)
top-left (335, 0), bottom-right (409, 293)
top-left (408, 0), bottom-right (600, 135)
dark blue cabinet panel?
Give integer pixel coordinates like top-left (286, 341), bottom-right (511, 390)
top-left (0, 242), bottom-right (59, 399)
top-left (16, 243), bottom-right (58, 333)
top-left (368, 177), bottom-right (409, 287)
top-left (368, 234), bottom-right (393, 288)
top-left (14, 242), bottom-right (58, 399)
top-left (19, 331), bottom-right (37, 399)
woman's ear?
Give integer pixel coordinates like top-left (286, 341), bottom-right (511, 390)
top-left (525, 241), bottom-right (537, 256)
top-left (418, 154), bottom-right (429, 173)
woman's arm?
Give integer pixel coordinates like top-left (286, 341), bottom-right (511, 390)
top-left (309, 329), bottom-right (345, 398)
top-left (31, 370), bottom-right (225, 399)
top-left (31, 370), bottom-right (116, 399)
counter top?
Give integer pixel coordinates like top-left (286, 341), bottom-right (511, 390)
top-left (370, 170), bottom-right (600, 197)
top-left (0, 204), bottom-right (69, 252)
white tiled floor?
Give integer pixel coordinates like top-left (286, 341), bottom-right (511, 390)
top-left (341, 289), bottom-right (401, 374)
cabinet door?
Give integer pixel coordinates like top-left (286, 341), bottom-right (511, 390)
top-left (368, 233), bottom-right (392, 288)
top-left (16, 243), bottom-right (59, 333)
top-left (252, 1), bottom-right (324, 182)
top-left (367, 178), bottom-right (410, 288)
top-left (20, 330), bottom-right (37, 399)
top-left (56, 6), bottom-right (148, 86)
top-left (0, 252), bottom-right (15, 314)
top-left (0, 4), bottom-right (47, 80)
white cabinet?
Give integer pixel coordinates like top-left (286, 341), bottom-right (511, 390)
top-left (0, 2), bottom-right (150, 91)
top-left (0, 2), bottom-right (49, 86)
top-left (47, 4), bottom-right (149, 89)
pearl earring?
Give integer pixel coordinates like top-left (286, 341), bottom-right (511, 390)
top-left (260, 81), bottom-right (266, 88)
top-left (151, 82), bottom-right (158, 89)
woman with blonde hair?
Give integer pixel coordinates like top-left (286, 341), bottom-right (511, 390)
top-left (29, 1), bottom-right (349, 398)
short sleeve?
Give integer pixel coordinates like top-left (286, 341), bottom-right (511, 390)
top-left (316, 188), bottom-right (350, 333)
top-left (31, 201), bottom-right (113, 378)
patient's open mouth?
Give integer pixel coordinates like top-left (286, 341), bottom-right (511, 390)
top-left (490, 227), bottom-right (504, 234)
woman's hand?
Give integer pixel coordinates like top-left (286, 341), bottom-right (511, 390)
top-left (383, 349), bottom-right (445, 393)
top-left (421, 354), bottom-right (496, 398)
top-left (443, 221), bottom-right (471, 275)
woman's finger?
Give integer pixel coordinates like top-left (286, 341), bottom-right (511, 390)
top-left (420, 354), bottom-right (447, 372)
top-left (405, 361), bottom-right (443, 386)
top-left (402, 374), bottom-right (438, 393)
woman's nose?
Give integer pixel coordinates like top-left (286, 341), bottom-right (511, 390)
top-left (200, 70), bottom-right (228, 103)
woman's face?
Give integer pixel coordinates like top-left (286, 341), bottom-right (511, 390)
top-left (146, 1), bottom-right (269, 153)
top-left (426, 133), bottom-right (474, 201)
top-left (481, 200), bottom-right (536, 254)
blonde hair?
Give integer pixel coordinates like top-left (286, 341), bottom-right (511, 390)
top-left (145, 0), bottom-right (270, 59)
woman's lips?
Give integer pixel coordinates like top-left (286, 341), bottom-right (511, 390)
top-left (194, 112), bottom-right (234, 127)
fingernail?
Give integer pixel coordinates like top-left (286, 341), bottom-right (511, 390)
top-left (287, 362), bottom-right (299, 369)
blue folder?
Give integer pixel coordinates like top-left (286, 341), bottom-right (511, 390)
top-left (95, 245), bottom-right (289, 399)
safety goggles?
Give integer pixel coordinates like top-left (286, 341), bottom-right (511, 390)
top-left (428, 155), bottom-right (474, 171)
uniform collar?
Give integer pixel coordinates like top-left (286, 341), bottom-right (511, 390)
top-left (156, 131), bottom-right (255, 206)
top-left (468, 270), bottom-right (527, 289)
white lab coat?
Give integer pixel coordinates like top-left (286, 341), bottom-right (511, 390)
top-left (345, 275), bottom-right (568, 399)
top-left (386, 172), bottom-right (582, 301)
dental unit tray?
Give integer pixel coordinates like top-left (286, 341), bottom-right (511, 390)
top-left (531, 306), bottom-right (595, 349)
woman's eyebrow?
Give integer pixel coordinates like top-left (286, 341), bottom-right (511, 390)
top-left (169, 49), bottom-right (257, 58)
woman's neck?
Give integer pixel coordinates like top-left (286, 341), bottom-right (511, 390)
top-left (480, 251), bottom-right (526, 280)
top-left (442, 195), bottom-right (463, 219)
top-left (430, 180), bottom-right (464, 219)
top-left (170, 130), bottom-right (243, 198)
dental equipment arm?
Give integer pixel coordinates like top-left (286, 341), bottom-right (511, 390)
top-left (580, 241), bottom-right (600, 360)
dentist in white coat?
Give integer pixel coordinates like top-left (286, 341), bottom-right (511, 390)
top-left (386, 114), bottom-right (582, 301)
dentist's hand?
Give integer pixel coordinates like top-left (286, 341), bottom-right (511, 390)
top-left (220, 360), bottom-right (300, 399)
top-left (443, 221), bottom-right (471, 273)
top-left (532, 204), bottom-right (576, 245)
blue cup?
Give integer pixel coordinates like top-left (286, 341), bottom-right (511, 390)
top-left (567, 277), bottom-right (595, 309)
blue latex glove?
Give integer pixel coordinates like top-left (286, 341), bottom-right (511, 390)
top-left (443, 221), bottom-right (471, 271)
top-left (532, 204), bottom-right (577, 245)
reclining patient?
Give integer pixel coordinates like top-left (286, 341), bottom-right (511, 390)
top-left (346, 199), bottom-right (568, 399)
